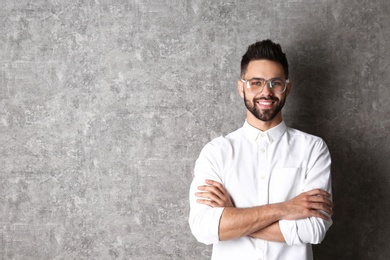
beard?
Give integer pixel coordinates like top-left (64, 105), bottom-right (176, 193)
top-left (243, 92), bottom-right (286, 122)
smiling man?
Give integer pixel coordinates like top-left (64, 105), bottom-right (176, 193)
top-left (189, 40), bottom-right (333, 260)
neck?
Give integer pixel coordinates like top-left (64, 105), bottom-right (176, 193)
top-left (246, 110), bottom-right (283, 131)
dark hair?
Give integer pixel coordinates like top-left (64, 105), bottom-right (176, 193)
top-left (240, 39), bottom-right (289, 78)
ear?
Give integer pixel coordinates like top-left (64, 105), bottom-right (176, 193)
top-left (238, 80), bottom-right (245, 99)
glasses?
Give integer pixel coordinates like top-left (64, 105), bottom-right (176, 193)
top-left (240, 78), bottom-right (289, 94)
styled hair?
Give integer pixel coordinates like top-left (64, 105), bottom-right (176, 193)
top-left (240, 39), bottom-right (289, 78)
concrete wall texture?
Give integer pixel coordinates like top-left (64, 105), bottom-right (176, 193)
top-left (0, 0), bottom-right (389, 259)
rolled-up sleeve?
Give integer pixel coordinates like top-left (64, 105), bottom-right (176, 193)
top-left (189, 141), bottom-right (225, 245)
top-left (280, 217), bottom-right (332, 245)
top-left (280, 138), bottom-right (333, 246)
top-left (189, 201), bottom-right (225, 244)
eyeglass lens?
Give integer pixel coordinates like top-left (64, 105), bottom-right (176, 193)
top-left (248, 79), bottom-right (286, 94)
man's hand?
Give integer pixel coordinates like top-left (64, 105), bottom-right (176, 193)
top-left (281, 189), bottom-right (333, 221)
top-left (196, 179), bottom-right (234, 208)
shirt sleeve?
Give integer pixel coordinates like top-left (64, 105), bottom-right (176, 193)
top-left (188, 140), bottom-right (226, 245)
top-left (279, 138), bottom-right (333, 246)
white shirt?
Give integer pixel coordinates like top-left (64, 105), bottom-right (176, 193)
top-left (189, 121), bottom-right (332, 260)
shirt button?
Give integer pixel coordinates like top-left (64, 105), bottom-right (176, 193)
top-left (270, 138), bottom-right (274, 143)
top-left (260, 176), bottom-right (265, 180)
top-left (260, 133), bottom-right (265, 138)
top-left (260, 148), bottom-right (266, 153)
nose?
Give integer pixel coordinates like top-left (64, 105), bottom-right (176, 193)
top-left (260, 80), bottom-right (273, 96)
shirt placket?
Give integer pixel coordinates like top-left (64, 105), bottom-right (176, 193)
top-left (255, 239), bottom-right (266, 260)
top-left (257, 132), bottom-right (269, 206)
top-left (255, 133), bottom-right (269, 260)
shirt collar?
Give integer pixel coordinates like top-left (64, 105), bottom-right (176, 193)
top-left (243, 120), bottom-right (287, 143)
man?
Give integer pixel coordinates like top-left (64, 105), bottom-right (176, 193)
top-left (189, 39), bottom-right (333, 260)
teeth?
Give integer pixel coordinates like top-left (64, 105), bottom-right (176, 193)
top-left (258, 101), bottom-right (272, 105)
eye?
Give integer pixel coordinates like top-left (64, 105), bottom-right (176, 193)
top-left (250, 80), bottom-right (263, 87)
top-left (271, 80), bottom-right (283, 86)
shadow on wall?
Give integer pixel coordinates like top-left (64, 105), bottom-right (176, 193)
top-left (285, 36), bottom-right (389, 259)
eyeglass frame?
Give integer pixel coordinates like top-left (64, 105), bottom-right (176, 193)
top-left (240, 77), bottom-right (290, 94)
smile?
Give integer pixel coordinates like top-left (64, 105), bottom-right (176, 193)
top-left (256, 99), bottom-right (275, 108)
top-left (257, 100), bottom-right (273, 105)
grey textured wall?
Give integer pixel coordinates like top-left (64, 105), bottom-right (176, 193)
top-left (0, 0), bottom-right (389, 259)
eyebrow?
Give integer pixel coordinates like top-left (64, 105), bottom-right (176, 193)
top-left (248, 77), bottom-right (284, 80)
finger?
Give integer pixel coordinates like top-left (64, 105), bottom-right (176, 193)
top-left (307, 195), bottom-right (334, 207)
top-left (202, 180), bottom-right (227, 196)
top-left (199, 181), bottom-right (234, 207)
top-left (198, 185), bottom-right (225, 200)
top-left (197, 198), bottom-right (225, 208)
top-left (205, 179), bottom-right (224, 190)
top-left (310, 209), bottom-right (332, 221)
top-left (316, 206), bottom-right (333, 216)
top-left (205, 180), bottom-right (232, 198)
top-left (306, 195), bottom-right (333, 207)
top-left (196, 192), bottom-right (224, 205)
top-left (306, 189), bottom-right (331, 198)
top-left (197, 199), bottom-right (218, 208)
top-left (309, 202), bottom-right (333, 215)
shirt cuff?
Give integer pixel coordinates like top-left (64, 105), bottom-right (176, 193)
top-left (189, 206), bottom-right (225, 245)
top-left (279, 219), bottom-right (302, 246)
top-left (210, 207), bottom-right (225, 242)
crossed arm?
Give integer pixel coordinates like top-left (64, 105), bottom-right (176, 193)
top-left (196, 179), bottom-right (333, 242)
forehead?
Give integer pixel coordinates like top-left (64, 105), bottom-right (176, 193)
top-left (245, 60), bottom-right (285, 79)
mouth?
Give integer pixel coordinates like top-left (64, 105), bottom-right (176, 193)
top-left (255, 99), bottom-right (276, 109)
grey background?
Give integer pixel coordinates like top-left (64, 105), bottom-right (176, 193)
top-left (0, 0), bottom-right (389, 259)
